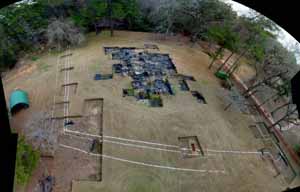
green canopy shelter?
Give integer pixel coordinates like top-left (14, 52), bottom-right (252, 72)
top-left (9, 89), bottom-right (29, 115)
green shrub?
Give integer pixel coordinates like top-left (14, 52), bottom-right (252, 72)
top-left (15, 136), bottom-right (40, 185)
top-left (31, 56), bottom-right (40, 61)
top-left (149, 93), bottom-right (160, 100)
top-left (294, 144), bottom-right (300, 157)
top-left (39, 62), bottom-right (50, 71)
top-left (127, 88), bottom-right (135, 96)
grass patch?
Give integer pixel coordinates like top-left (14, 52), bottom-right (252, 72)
top-left (15, 136), bottom-right (40, 186)
top-left (125, 174), bottom-right (161, 192)
top-left (127, 88), bottom-right (135, 96)
top-left (200, 79), bottom-right (209, 85)
top-left (149, 93), bottom-right (160, 100)
top-left (30, 56), bottom-right (40, 61)
top-left (89, 62), bottom-right (99, 72)
top-left (39, 62), bottom-right (50, 72)
top-left (49, 49), bottom-right (63, 55)
top-left (294, 144), bottom-right (300, 157)
top-left (171, 84), bottom-right (178, 94)
top-left (149, 94), bottom-right (163, 107)
top-left (99, 30), bottom-right (112, 38)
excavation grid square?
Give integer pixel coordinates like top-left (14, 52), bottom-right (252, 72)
top-left (178, 136), bottom-right (204, 158)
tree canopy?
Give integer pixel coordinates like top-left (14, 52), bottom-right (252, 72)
top-left (0, 0), bottom-right (298, 76)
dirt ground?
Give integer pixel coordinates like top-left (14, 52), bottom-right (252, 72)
top-left (3, 31), bottom-right (293, 192)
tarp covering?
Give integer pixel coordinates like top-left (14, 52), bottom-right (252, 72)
top-left (9, 89), bottom-right (29, 113)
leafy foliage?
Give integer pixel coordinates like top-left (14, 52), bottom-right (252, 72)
top-left (206, 24), bottom-right (240, 69)
top-left (70, 0), bottom-right (145, 30)
top-left (294, 144), bottom-right (300, 157)
top-left (149, 0), bottom-right (237, 40)
top-left (0, 0), bottom-right (145, 69)
top-left (0, 0), bottom-right (298, 76)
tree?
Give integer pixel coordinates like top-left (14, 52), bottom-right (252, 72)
top-left (0, 0), bottom-right (49, 69)
top-left (107, 0), bottom-right (113, 36)
top-left (0, 1), bottom-right (48, 48)
top-left (71, 0), bottom-right (108, 29)
top-left (148, 0), bottom-right (179, 34)
top-left (71, 0), bottom-right (141, 32)
top-left (207, 24), bottom-right (239, 69)
top-left (177, 0), bottom-right (237, 42)
top-left (148, 0), bottom-right (237, 41)
top-left (225, 15), bottom-right (278, 76)
top-left (0, 24), bottom-right (18, 70)
top-left (46, 18), bottom-right (85, 49)
top-left (260, 38), bottom-right (299, 81)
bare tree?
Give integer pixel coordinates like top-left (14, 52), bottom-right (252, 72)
top-left (46, 18), bottom-right (85, 49)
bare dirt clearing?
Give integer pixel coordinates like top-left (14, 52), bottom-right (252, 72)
top-left (4, 31), bottom-right (291, 192)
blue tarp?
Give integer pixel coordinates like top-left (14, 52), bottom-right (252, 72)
top-left (94, 74), bottom-right (113, 80)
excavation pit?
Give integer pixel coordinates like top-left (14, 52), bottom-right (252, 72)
top-left (191, 91), bottom-right (207, 104)
top-left (144, 44), bottom-right (159, 50)
top-left (60, 82), bottom-right (78, 96)
top-left (178, 136), bottom-right (204, 158)
top-left (60, 66), bottom-right (74, 72)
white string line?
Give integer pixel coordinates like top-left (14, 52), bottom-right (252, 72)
top-left (63, 132), bottom-right (181, 153)
top-left (59, 144), bottom-right (226, 174)
top-left (103, 139), bottom-right (181, 153)
top-left (103, 140), bottom-right (218, 157)
top-left (64, 129), bottom-right (265, 156)
top-left (64, 129), bottom-right (179, 148)
top-left (63, 132), bottom-right (217, 158)
top-left (64, 132), bottom-right (94, 141)
top-left (50, 48), bottom-right (61, 133)
top-left (62, 48), bottom-right (71, 131)
top-left (65, 49), bottom-right (68, 120)
top-left (51, 51), bottom-right (60, 119)
top-left (66, 48), bottom-right (70, 123)
top-left (206, 149), bottom-right (266, 155)
top-left (63, 51), bottom-right (67, 127)
top-left (64, 130), bottom-right (262, 158)
top-left (63, 55), bottom-right (67, 130)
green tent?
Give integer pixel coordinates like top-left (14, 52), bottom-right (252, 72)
top-left (9, 89), bottom-right (29, 114)
top-left (215, 71), bottom-right (229, 80)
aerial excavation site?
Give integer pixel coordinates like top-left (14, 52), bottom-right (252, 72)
top-left (2, 1), bottom-right (300, 192)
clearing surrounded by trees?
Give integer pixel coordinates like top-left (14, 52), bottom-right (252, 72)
top-left (2, 0), bottom-right (300, 191)
top-left (4, 31), bottom-right (296, 192)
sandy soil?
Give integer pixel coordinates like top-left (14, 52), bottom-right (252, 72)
top-left (3, 31), bottom-right (292, 192)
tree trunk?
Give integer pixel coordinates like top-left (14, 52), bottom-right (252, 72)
top-left (258, 93), bottom-right (280, 107)
top-left (226, 49), bottom-right (248, 74)
top-left (208, 41), bottom-right (212, 51)
top-left (228, 63), bottom-right (240, 77)
top-left (242, 72), bottom-right (285, 98)
top-left (268, 107), bottom-right (297, 130)
top-left (110, 25), bottom-right (114, 37)
top-left (271, 102), bottom-right (290, 116)
top-left (216, 51), bottom-right (234, 72)
top-left (242, 81), bottom-right (265, 98)
top-left (208, 58), bottom-right (216, 69)
top-left (208, 47), bottom-right (223, 69)
top-left (107, 0), bottom-right (113, 37)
